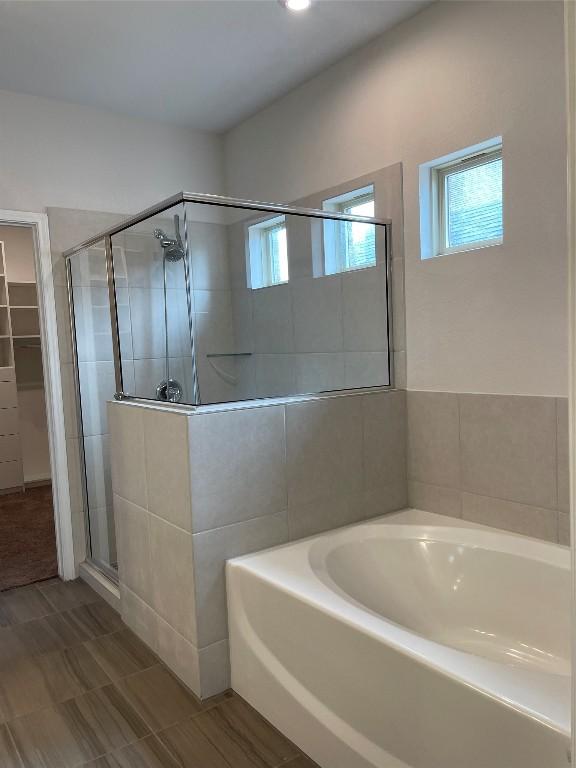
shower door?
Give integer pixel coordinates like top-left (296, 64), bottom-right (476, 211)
top-left (67, 200), bottom-right (193, 577)
top-left (68, 238), bottom-right (120, 577)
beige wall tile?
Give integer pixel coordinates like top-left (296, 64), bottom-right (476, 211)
top-left (295, 353), bottom-right (345, 393)
top-left (143, 409), bottom-right (192, 532)
top-left (193, 511), bottom-right (288, 648)
top-left (292, 275), bottom-right (343, 353)
top-left (84, 434), bottom-right (111, 512)
top-left (558, 511), bottom-right (570, 546)
top-left (129, 287), bottom-right (191, 360)
top-left (556, 398), bottom-right (569, 514)
top-left (199, 640), bottom-right (230, 699)
top-left (408, 481), bottom-right (461, 518)
top-left (188, 406), bottom-right (286, 532)
top-left (362, 390), bottom-right (406, 492)
top-left (253, 354), bottom-right (297, 398)
top-left (189, 221), bottom-right (230, 291)
top-left (66, 437), bottom-right (84, 513)
top-left (286, 395), bottom-right (363, 507)
top-left (78, 361), bottom-right (116, 436)
top-left (149, 514), bottom-right (197, 643)
top-left (391, 258), bottom-right (406, 352)
top-left (54, 285), bottom-right (73, 365)
top-left (286, 216), bottom-right (315, 280)
top-left (393, 350), bottom-right (406, 389)
top-left (342, 266), bottom-right (389, 353)
top-left (71, 507), bottom-right (87, 569)
top-left (344, 351), bottom-right (389, 389)
top-left (363, 479), bottom-right (407, 519)
top-left (288, 492), bottom-right (364, 540)
top-left (407, 391), bottom-right (460, 487)
top-left (461, 492), bottom-right (557, 542)
top-left (156, 616), bottom-right (201, 697)
top-left (252, 283), bottom-right (294, 353)
top-left (460, 394), bottom-right (556, 509)
top-left (109, 402), bottom-right (147, 510)
top-left (119, 583), bottom-right (159, 654)
top-left (61, 363), bottom-right (80, 439)
top-left (114, 494), bottom-right (152, 601)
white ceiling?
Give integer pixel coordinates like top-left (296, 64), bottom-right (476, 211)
top-left (0, 0), bottom-right (430, 132)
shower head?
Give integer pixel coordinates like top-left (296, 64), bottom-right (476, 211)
top-left (153, 215), bottom-right (185, 261)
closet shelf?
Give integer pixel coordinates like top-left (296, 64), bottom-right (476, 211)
top-left (17, 381), bottom-right (44, 391)
top-left (12, 334), bottom-right (40, 340)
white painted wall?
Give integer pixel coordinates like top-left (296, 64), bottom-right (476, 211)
top-left (224, 1), bottom-right (567, 397)
top-left (0, 88), bottom-right (223, 214)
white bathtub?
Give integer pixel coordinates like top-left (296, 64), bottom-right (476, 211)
top-left (227, 509), bottom-right (571, 768)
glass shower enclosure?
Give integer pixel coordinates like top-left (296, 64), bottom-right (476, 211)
top-left (64, 192), bottom-right (392, 580)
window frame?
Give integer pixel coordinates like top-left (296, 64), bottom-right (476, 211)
top-left (433, 146), bottom-right (503, 257)
top-left (321, 185), bottom-right (377, 276)
top-left (246, 214), bottom-right (289, 290)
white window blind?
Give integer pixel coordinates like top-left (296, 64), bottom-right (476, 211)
top-left (322, 187), bottom-right (377, 275)
top-left (264, 222), bottom-right (288, 285)
top-left (247, 215), bottom-right (288, 289)
top-left (338, 197), bottom-right (376, 270)
top-left (440, 150), bottom-right (503, 252)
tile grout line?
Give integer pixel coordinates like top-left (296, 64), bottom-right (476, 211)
top-left (0, 642), bottom-right (117, 729)
top-left (4, 719), bottom-right (25, 768)
top-left (554, 397), bottom-right (561, 543)
top-left (108, 662), bottom-right (233, 746)
top-left (0, 599), bottom-right (122, 671)
top-left (108, 663), bottom-right (187, 737)
top-left (5, 642), bottom-right (193, 767)
top-left (456, 393), bottom-right (463, 519)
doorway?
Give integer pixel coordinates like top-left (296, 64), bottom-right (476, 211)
top-left (0, 224), bottom-right (56, 589)
top-left (0, 210), bottom-right (74, 591)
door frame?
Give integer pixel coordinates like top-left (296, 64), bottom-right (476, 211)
top-left (0, 209), bottom-right (75, 580)
top-left (566, 0), bottom-right (576, 761)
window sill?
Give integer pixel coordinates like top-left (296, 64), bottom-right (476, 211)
top-left (250, 280), bottom-right (289, 291)
top-left (433, 238), bottom-right (503, 259)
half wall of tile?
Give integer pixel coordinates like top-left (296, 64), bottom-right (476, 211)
top-left (109, 389), bottom-right (407, 698)
top-left (406, 391), bottom-right (569, 544)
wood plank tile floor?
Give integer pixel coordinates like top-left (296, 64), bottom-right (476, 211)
top-left (0, 579), bottom-right (319, 768)
top-left (0, 485), bottom-right (58, 591)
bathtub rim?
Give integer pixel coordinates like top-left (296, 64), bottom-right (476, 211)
top-left (227, 508), bottom-right (570, 736)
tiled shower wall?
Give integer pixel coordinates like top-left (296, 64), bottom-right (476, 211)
top-left (293, 163), bottom-right (406, 390)
top-left (109, 388), bottom-right (407, 698)
top-left (407, 391), bottom-right (569, 545)
top-left (113, 226), bottom-right (194, 402)
top-left (226, 163), bottom-right (404, 400)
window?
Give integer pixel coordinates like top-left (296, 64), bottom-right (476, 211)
top-left (321, 186), bottom-right (377, 275)
top-left (247, 215), bottom-right (289, 289)
top-left (438, 148), bottom-right (502, 253)
top-left (420, 139), bottom-right (503, 259)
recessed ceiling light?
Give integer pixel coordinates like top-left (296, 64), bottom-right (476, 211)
top-left (280, 0), bottom-right (312, 12)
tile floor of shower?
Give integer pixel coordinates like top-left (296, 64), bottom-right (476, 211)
top-left (0, 578), bottom-right (317, 768)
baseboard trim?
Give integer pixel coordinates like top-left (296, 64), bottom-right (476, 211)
top-left (79, 561), bottom-right (121, 613)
